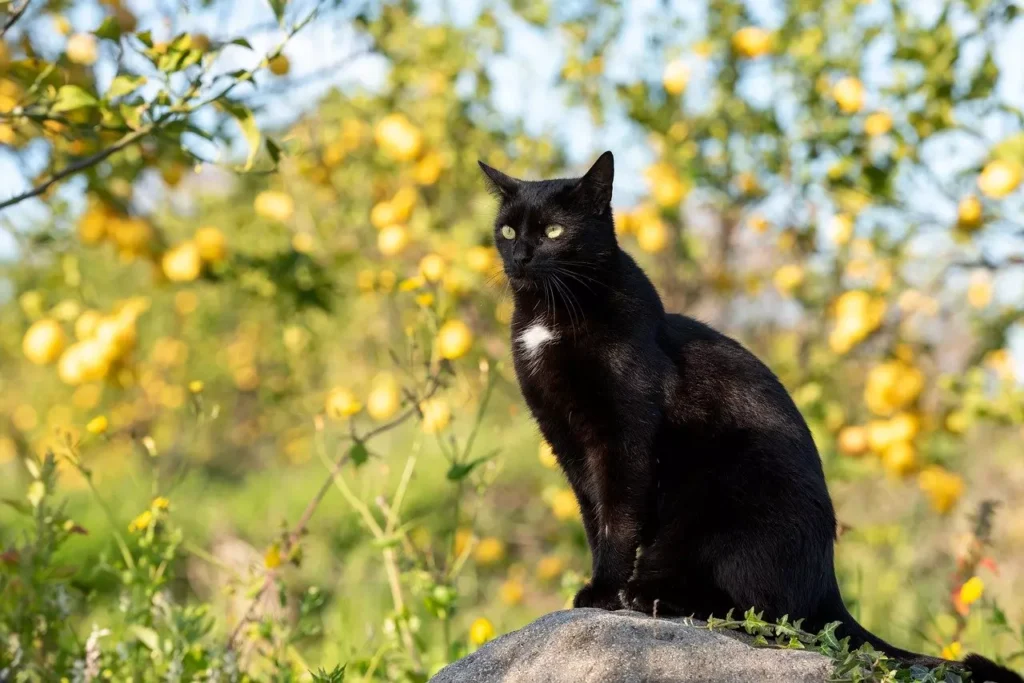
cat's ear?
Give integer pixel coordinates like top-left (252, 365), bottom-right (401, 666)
top-left (478, 161), bottom-right (520, 200)
top-left (574, 151), bottom-right (614, 208)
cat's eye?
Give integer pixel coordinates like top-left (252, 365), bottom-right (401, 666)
top-left (501, 225), bottom-right (516, 240)
top-left (545, 224), bottom-right (565, 239)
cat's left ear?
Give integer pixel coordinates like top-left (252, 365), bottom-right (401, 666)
top-left (478, 161), bottom-right (520, 200)
top-left (574, 151), bottom-right (614, 209)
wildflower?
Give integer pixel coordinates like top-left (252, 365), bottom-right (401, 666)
top-left (264, 543), bottom-right (282, 569)
top-left (958, 576), bottom-right (984, 606)
top-left (128, 510), bottom-right (153, 533)
top-left (473, 537), bottom-right (505, 566)
top-left (469, 617), bottom-right (495, 646)
top-left (152, 496), bottom-right (170, 510)
top-left (86, 415), bottom-right (108, 435)
top-left (188, 380), bottom-right (204, 393)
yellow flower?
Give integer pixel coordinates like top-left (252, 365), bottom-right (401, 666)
top-left (377, 224), bottom-right (409, 256)
top-left (536, 554), bottom-right (566, 582)
top-left (420, 397), bottom-right (451, 433)
top-left (468, 617), bottom-right (496, 646)
top-left (366, 375), bottom-right (401, 421)
top-left (550, 488), bottom-right (580, 521)
top-left (958, 576), bottom-right (984, 606)
top-left (538, 441), bottom-right (558, 469)
top-left (325, 387), bottom-right (362, 420)
top-left (498, 578), bottom-right (524, 606)
top-left (264, 543), bottom-right (282, 569)
top-left (86, 415), bottom-right (108, 435)
top-left (188, 380), bottom-right (204, 393)
top-left (152, 496), bottom-right (170, 510)
top-left (437, 320), bottom-right (473, 360)
top-left (940, 641), bottom-right (962, 661)
top-left (128, 510), bottom-right (153, 533)
top-left (419, 253), bottom-right (446, 283)
top-left (473, 537), bottom-right (506, 566)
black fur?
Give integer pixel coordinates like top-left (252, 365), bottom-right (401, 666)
top-left (479, 152), bottom-right (1022, 683)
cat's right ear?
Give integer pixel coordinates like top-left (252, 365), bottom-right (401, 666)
top-left (478, 161), bottom-right (520, 200)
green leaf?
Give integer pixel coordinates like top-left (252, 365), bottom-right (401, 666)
top-left (134, 30), bottom-right (154, 48)
top-left (52, 85), bottom-right (98, 113)
top-left (217, 101), bottom-right (261, 171)
top-left (106, 75), bottom-right (147, 100)
top-left (130, 625), bottom-right (160, 652)
top-left (120, 102), bottom-right (143, 130)
top-left (230, 38), bottom-right (253, 50)
top-left (2, 498), bottom-right (33, 516)
top-left (268, 0), bottom-right (288, 22)
top-left (349, 442), bottom-right (368, 467)
top-left (992, 133), bottom-right (1024, 164)
top-left (94, 17), bottom-right (122, 41)
top-left (266, 137), bottom-right (282, 165)
top-left (310, 665), bottom-right (346, 683)
top-left (446, 448), bottom-right (498, 481)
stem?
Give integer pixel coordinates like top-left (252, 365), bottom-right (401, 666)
top-left (0, 126), bottom-right (154, 212)
top-left (1, 0), bottom-right (31, 38)
top-left (81, 472), bottom-right (136, 572)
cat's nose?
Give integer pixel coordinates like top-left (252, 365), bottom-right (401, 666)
top-left (512, 249), bottom-right (533, 270)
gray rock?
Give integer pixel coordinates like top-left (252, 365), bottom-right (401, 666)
top-left (430, 609), bottom-right (832, 683)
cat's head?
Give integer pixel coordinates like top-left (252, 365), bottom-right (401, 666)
top-left (478, 152), bottom-right (617, 291)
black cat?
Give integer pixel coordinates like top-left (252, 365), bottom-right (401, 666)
top-left (479, 151), bottom-right (1021, 682)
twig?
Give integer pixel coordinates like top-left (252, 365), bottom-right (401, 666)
top-left (226, 371), bottom-right (444, 649)
top-left (1, 0), bottom-right (31, 38)
top-left (0, 126), bottom-right (154, 212)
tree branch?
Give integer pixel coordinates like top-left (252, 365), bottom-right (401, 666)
top-left (1, 0), bottom-right (32, 38)
top-left (0, 125), bottom-right (154, 212)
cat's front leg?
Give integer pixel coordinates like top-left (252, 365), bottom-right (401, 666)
top-left (573, 429), bottom-right (656, 611)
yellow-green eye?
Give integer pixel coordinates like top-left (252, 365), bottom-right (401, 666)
top-left (545, 224), bottom-right (565, 239)
top-left (501, 225), bottom-right (516, 240)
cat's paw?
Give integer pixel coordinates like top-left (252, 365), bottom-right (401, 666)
top-left (620, 578), bottom-right (664, 615)
top-left (573, 582), bottom-right (623, 611)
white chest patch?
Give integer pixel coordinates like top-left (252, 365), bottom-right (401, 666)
top-left (517, 323), bottom-right (556, 357)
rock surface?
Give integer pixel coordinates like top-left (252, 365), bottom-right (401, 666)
top-left (430, 608), bottom-right (832, 683)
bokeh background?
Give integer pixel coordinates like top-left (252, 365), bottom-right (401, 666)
top-left (1, 0), bottom-right (1023, 680)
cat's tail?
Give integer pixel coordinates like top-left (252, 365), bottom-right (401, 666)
top-left (820, 599), bottom-right (1022, 683)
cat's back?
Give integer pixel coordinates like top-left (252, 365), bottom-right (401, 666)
top-left (658, 312), bottom-right (810, 439)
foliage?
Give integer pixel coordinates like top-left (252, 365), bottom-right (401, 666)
top-left (1, 0), bottom-right (1024, 680)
